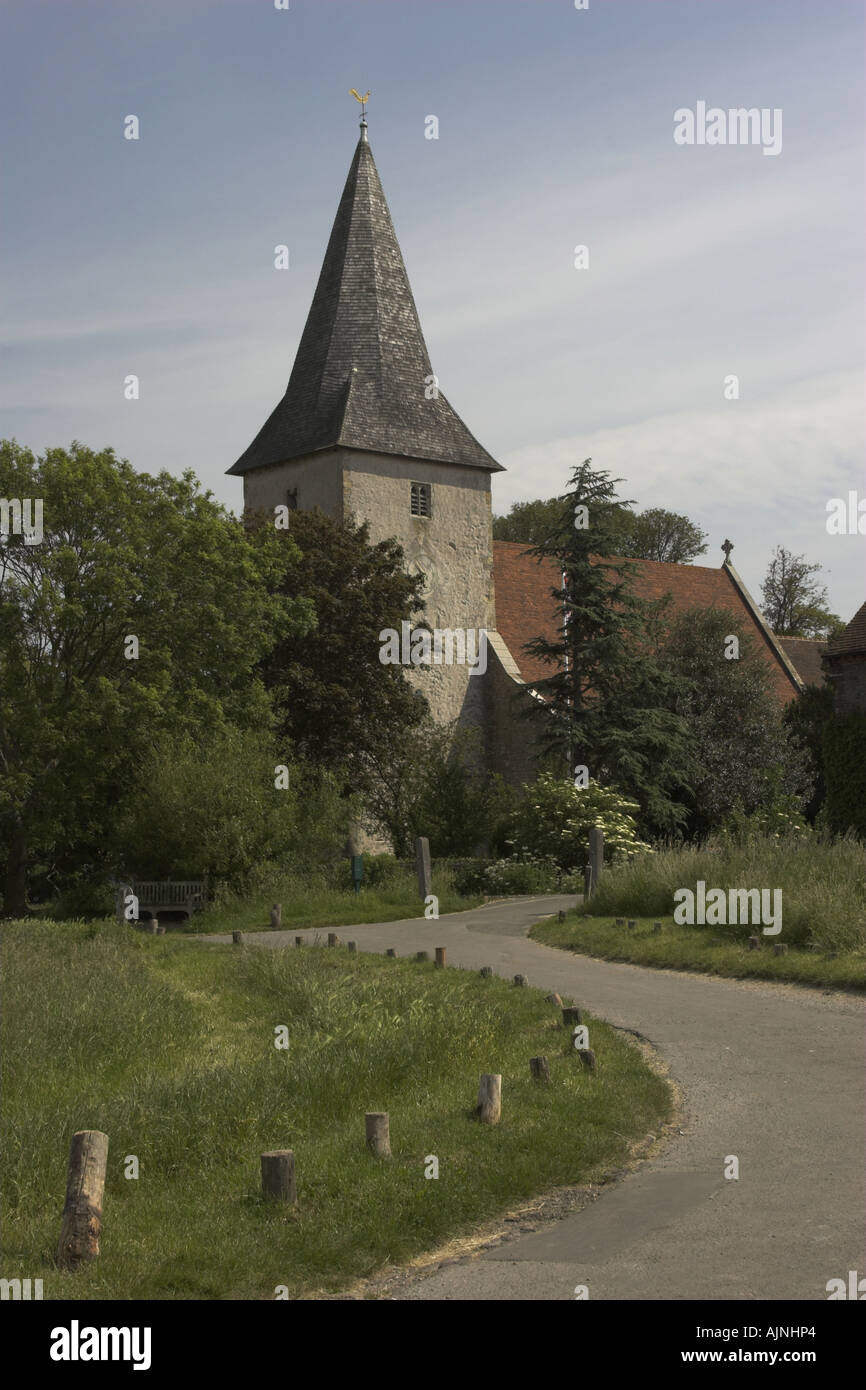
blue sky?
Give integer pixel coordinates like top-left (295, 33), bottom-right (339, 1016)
top-left (2, 0), bottom-right (863, 618)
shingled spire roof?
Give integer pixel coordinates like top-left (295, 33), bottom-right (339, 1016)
top-left (228, 129), bottom-right (501, 476)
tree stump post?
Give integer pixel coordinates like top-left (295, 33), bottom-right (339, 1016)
top-left (386, 948), bottom-right (396, 958)
top-left (416, 950), bottom-right (429, 962)
top-left (652, 922), bottom-right (662, 934)
top-left (149, 919), bottom-right (159, 935)
top-left (261, 1150), bottom-right (296, 1203)
top-left (588, 827), bottom-right (604, 897)
top-left (365, 1112), bottom-right (391, 1158)
top-left (530, 1056), bottom-right (550, 1083)
top-left (545, 992), bottom-right (563, 1007)
top-left (415, 836), bottom-right (432, 900)
top-left (328, 932), bottom-right (338, 948)
top-left (627, 920), bottom-right (636, 932)
top-left (57, 1130), bottom-right (109, 1267)
top-left (435, 946), bottom-right (446, 968)
top-left (513, 973), bottom-right (528, 987)
top-left (615, 918), bottom-right (625, 928)
top-left (583, 866), bottom-right (593, 900)
top-left (295, 935), bottom-right (303, 947)
top-left (773, 942), bottom-right (788, 956)
top-left (577, 1049), bottom-right (597, 1073)
top-left (479, 966), bottom-right (493, 978)
top-left (270, 903), bottom-right (282, 930)
top-left (747, 935), bottom-right (760, 950)
top-left (562, 1006), bottom-right (582, 1028)
top-left (477, 1074), bottom-right (502, 1124)
top-left (232, 931), bottom-right (242, 946)
top-left (347, 941), bottom-right (357, 953)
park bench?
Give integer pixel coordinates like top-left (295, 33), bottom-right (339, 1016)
top-left (115, 879), bottom-right (209, 921)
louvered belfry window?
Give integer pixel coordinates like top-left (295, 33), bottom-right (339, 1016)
top-left (410, 482), bottom-right (431, 518)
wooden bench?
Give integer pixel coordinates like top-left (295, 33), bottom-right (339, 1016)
top-left (116, 879), bottom-right (209, 921)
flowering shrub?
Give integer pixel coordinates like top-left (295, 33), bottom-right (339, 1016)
top-left (721, 797), bottom-right (809, 844)
top-left (506, 774), bottom-right (652, 875)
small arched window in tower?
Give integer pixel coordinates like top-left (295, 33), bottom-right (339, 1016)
top-left (286, 487), bottom-right (298, 511)
top-left (410, 481), bottom-right (431, 518)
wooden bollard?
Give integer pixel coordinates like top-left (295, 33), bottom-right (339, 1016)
top-left (156, 924), bottom-right (166, 935)
top-left (652, 922), bottom-right (662, 934)
top-left (386, 948), bottom-right (396, 958)
top-left (477, 1074), bottom-right (501, 1124)
top-left (149, 919), bottom-right (159, 935)
top-left (545, 992), bottom-right (563, 1007)
top-left (577, 1049), bottom-right (597, 1073)
top-left (480, 966), bottom-right (493, 977)
top-left (747, 935), bottom-right (760, 950)
top-left (558, 910), bottom-right (566, 923)
top-left (57, 1130), bottom-right (109, 1267)
top-left (232, 931), bottom-right (242, 946)
top-left (416, 950), bottom-right (429, 962)
top-left (627, 920), bottom-right (636, 932)
top-left (295, 935), bottom-right (303, 947)
top-left (348, 941), bottom-right (357, 953)
top-left (773, 942), bottom-right (788, 956)
top-left (562, 1006), bottom-right (582, 1028)
top-left (365, 1112), bottom-right (391, 1158)
top-left (328, 932), bottom-right (338, 948)
top-left (435, 946), bottom-right (446, 968)
top-left (530, 1056), bottom-right (550, 1083)
top-left (513, 973), bottom-right (528, 987)
top-left (261, 1150), bottom-right (296, 1203)
top-left (270, 903), bottom-right (282, 930)
top-left (615, 918), bottom-right (625, 928)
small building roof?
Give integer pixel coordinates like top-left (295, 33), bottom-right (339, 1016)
top-left (824, 600), bottom-right (866, 659)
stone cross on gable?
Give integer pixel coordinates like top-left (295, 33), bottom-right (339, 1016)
top-left (721, 538), bottom-right (734, 562)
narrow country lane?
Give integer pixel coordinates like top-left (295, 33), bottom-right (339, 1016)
top-left (197, 897), bottom-right (865, 1301)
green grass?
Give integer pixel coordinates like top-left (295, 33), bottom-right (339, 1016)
top-left (1, 918), bottom-right (670, 1300)
top-left (179, 868), bottom-right (482, 935)
top-left (567, 833), bottom-right (866, 953)
top-left (532, 914), bottom-right (866, 990)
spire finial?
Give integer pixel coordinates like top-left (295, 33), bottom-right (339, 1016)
top-left (349, 88), bottom-right (371, 140)
top-left (721, 538), bottom-right (734, 562)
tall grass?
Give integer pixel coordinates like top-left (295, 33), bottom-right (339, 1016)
top-left (1, 920), bottom-right (670, 1299)
top-left (585, 833), bottom-right (866, 951)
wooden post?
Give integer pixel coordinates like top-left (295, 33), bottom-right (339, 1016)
top-left (365, 1112), bottom-right (391, 1158)
top-left (562, 1006), bottom-right (582, 1028)
top-left (386, 948), bottom-right (396, 958)
top-left (545, 992), bottom-right (563, 1007)
top-left (435, 946), bottom-right (446, 968)
top-left (477, 1074), bottom-right (501, 1124)
top-left (583, 866), bottom-right (593, 900)
top-left (295, 935), bottom-right (303, 947)
top-left (328, 932), bottom-right (338, 948)
top-left (149, 919), bottom-right (159, 935)
top-left (747, 935), bottom-right (760, 950)
top-left (416, 950), bottom-right (429, 962)
top-left (530, 1056), bottom-right (550, 1083)
top-left (513, 973), bottom-right (528, 987)
top-left (480, 966), bottom-right (493, 978)
top-left (558, 910), bottom-right (566, 923)
top-left (347, 941), bottom-right (357, 953)
top-left (232, 931), bottom-right (242, 946)
top-left (773, 942), bottom-right (788, 956)
top-left (615, 918), bottom-right (625, 928)
top-left (57, 1130), bottom-right (109, 1267)
top-left (577, 1049), bottom-right (597, 1073)
top-left (270, 903), bottom-right (282, 930)
top-left (627, 919), bottom-right (636, 932)
top-left (652, 922), bottom-right (662, 934)
top-left (156, 924), bottom-right (166, 935)
top-left (588, 827), bottom-right (604, 897)
top-left (260, 1150), bottom-right (296, 1203)
top-left (415, 836), bottom-right (432, 899)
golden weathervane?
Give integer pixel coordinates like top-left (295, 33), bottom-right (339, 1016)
top-left (349, 88), bottom-right (371, 119)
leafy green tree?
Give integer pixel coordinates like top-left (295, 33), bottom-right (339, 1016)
top-left (255, 509), bottom-right (428, 792)
top-left (608, 507), bottom-right (708, 563)
top-left (783, 681), bottom-right (835, 822)
top-left (0, 440), bottom-right (310, 914)
top-left (115, 727), bottom-right (351, 891)
top-left (761, 546), bottom-right (843, 639)
top-left (362, 718), bottom-right (514, 858)
top-left (660, 607), bottom-right (814, 836)
top-left (494, 496), bottom-right (707, 564)
top-left (522, 460), bottom-right (694, 836)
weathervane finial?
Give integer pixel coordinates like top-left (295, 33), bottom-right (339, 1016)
top-left (349, 88), bottom-right (371, 140)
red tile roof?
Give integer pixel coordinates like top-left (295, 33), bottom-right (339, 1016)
top-left (492, 541), bottom-right (800, 706)
top-left (777, 636), bottom-right (828, 687)
top-left (825, 600), bottom-right (866, 658)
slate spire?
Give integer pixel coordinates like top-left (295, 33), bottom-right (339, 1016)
top-left (228, 132), bottom-right (501, 476)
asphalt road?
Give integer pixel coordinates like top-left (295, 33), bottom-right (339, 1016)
top-left (197, 896), bottom-right (865, 1301)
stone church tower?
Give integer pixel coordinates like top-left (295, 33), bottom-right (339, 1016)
top-left (227, 113), bottom-right (502, 747)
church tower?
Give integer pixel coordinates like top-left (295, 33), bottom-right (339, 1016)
top-left (228, 108), bottom-right (502, 740)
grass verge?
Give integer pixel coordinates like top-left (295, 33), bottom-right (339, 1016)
top-left (2, 918), bottom-right (670, 1300)
top-left (531, 913), bottom-right (866, 990)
